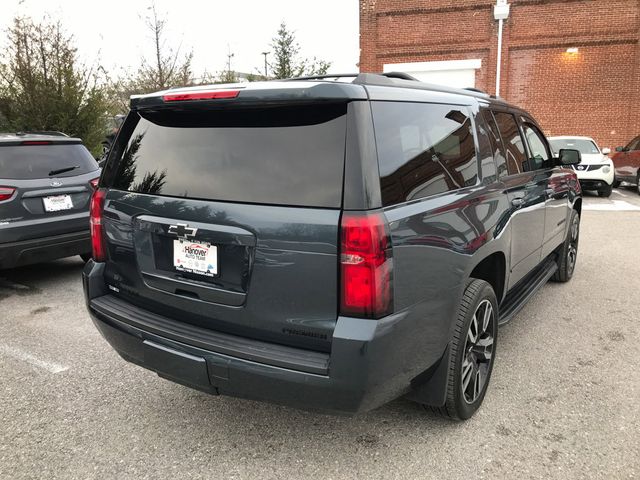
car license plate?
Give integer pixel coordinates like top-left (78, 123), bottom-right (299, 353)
top-left (43, 195), bottom-right (73, 212)
top-left (173, 239), bottom-right (218, 277)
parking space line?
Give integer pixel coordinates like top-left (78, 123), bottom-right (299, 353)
top-left (0, 344), bottom-right (69, 374)
top-left (614, 190), bottom-right (629, 198)
top-left (583, 200), bottom-right (640, 211)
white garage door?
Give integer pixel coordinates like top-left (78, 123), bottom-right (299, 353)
top-left (383, 59), bottom-right (481, 89)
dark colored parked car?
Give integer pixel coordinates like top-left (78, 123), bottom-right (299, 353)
top-left (83, 74), bottom-right (582, 420)
top-left (0, 133), bottom-right (99, 269)
top-left (611, 134), bottom-right (640, 194)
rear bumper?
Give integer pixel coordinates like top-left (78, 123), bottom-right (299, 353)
top-left (0, 230), bottom-right (90, 269)
top-left (83, 262), bottom-right (447, 415)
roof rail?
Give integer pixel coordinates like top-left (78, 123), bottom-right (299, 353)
top-left (286, 73), bottom-right (360, 82)
top-left (286, 72), bottom-right (420, 84)
top-left (278, 72), bottom-right (507, 101)
top-left (380, 71), bottom-right (419, 81)
top-left (16, 131), bottom-right (69, 137)
top-left (463, 87), bottom-right (489, 95)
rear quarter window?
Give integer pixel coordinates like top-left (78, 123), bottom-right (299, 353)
top-left (0, 144), bottom-right (98, 179)
top-left (371, 101), bottom-right (478, 206)
top-left (108, 104), bottom-right (347, 208)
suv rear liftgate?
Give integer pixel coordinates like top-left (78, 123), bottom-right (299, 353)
top-left (95, 89), bottom-right (355, 354)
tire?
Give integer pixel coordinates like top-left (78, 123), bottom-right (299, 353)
top-left (552, 209), bottom-right (579, 282)
top-left (597, 182), bottom-right (612, 197)
top-left (430, 279), bottom-right (498, 420)
top-left (637, 174), bottom-right (640, 196)
top-left (612, 180), bottom-right (621, 189)
top-left (80, 253), bottom-right (92, 263)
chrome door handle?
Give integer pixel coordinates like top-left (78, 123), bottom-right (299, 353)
top-left (511, 197), bottom-right (525, 207)
top-left (545, 188), bottom-right (555, 196)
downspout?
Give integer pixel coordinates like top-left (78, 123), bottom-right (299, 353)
top-left (493, 1), bottom-right (510, 97)
top-left (496, 18), bottom-right (504, 97)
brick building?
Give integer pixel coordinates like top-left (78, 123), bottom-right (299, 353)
top-left (359, 0), bottom-right (640, 149)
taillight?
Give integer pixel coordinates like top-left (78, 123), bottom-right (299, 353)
top-left (0, 187), bottom-right (16, 201)
top-left (89, 178), bottom-right (99, 189)
top-left (340, 211), bottom-right (393, 319)
top-left (90, 188), bottom-right (107, 262)
top-left (162, 90), bottom-right (240, 102)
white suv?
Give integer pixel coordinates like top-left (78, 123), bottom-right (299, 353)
top-left (549, 136), bottom-right (615, 197)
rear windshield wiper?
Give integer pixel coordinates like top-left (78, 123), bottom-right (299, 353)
top-left (48, 165), bottom-right (79, 176)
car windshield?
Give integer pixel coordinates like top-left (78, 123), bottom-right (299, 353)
top-left (549, 138), bottom-right (599, 155)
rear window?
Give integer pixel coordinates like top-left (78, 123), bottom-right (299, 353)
top-left (371, 101), bottom-right (478, 206)
top-left (109, 104), bottom-right (347, 208)
top-left (0, 144), bottom-right (98, 180)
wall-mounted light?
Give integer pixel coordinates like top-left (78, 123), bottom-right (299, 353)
top-left (566, 47), bottom-right (579, 54)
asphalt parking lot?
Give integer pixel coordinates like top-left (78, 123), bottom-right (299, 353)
top-left (1, 188), bottom-right (639, 480)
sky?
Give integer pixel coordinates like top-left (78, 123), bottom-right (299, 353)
top-left (1, 0), bottom-right (360, 79)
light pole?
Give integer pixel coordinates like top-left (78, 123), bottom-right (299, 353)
top-left (227, 46), bottom-right (235, 77)
top-left (261, 51), bottom-right (269, 78)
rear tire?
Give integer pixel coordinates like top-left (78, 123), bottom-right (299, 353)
top-left (552, 209), bottom-right (579, 282)
top-left (612, 179), bottom-right (621, 188)
top-left (598, 183), bottom-right (612, 197)
top-left (430, 279), bottom-right (498, 420)
top-left (636, 174), bottom-right (640, 196)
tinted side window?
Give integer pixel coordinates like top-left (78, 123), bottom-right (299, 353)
top-left (372, 102), bottom-right (478, 206)
top-left (628, 136), bottom-right (640, 151)
top-left (474, 113), bottom-right (499, 184)
top-left (523, 124), bottom-right (550, 170)
top-left (493, 112), bottom-right (527, 175)
top-left (482, 110), bottom-right (508, 178)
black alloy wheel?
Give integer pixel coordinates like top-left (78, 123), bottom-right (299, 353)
top-left (461, 299), bottom-right (495, 404)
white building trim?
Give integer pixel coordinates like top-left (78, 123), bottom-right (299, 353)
top-left (383, 59), bottom-right (482, 73)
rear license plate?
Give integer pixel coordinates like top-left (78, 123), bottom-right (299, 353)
top-left (173, 239), bottom-right (218, 277)
top-left (43, 194), bottom-right (73, 212)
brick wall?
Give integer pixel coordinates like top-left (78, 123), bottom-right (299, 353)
top-left (359, 0), bottom-right (640, 149)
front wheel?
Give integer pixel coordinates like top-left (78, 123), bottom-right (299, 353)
top-left (612, 179), bottom-right (621, 188)
top-left (598, 183), bottom-right (612, 197)
top-left (553, 209), bottom-right (579, 282)
top-left (636, 174), bottom-right (640, 196)
top-left (432, 279), bottom-right (498, 420)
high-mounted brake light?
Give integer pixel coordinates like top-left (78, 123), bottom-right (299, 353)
top-left (162, 90), bottom-right (240, 102)
top-left (90, 188), bottom-right (107, 262)
top-left (340, 211), bottom-right (393, 319)
top-left (21, 140), bottom-right (52, 146)
top-left (0, 187), bottom-right (16, 201)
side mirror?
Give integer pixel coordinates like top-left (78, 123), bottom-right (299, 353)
top-left (558, 148), bottom-right (581, 166)
top-left (615, 146), bottom-right (625, 152)
top-left (602, 147), bottom-right (611, 155)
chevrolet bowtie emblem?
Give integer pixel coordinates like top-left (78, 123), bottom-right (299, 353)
top-left (168, 223), bottom-right (198, 238)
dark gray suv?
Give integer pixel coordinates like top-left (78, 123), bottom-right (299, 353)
top-left (83, 74), bottom-right (582, 419)
top-left (0, 133), bottom-right (99, 269)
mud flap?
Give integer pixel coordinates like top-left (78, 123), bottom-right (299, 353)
top-left (405, 344), bottom-right (450, 407)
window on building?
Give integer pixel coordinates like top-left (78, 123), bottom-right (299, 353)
top-left (493, 112), bottom-right (527, 175)
top-left (371, 102), bottom-right (478, 206)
